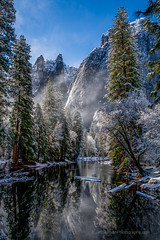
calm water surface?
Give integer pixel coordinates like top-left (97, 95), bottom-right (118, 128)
top-left (0, 161), bottom-right (160, 240)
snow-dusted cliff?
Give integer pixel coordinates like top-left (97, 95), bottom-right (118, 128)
top-left (65, 18), bottom-right (159, 127)
top-left (32, 54), bottom-right (77, 104)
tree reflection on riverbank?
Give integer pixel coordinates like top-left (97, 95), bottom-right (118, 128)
top-left (0, 162), bottom-right (159, 240)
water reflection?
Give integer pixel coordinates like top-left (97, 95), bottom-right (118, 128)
top-left (0, 162), bottom-right (159, 240)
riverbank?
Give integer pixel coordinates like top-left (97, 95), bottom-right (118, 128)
top-left (115, 165), bottom-right (160, 198)
top-left (0, 158), bottom-right (160, 197)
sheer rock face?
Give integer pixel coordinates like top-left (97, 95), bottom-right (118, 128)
top-left (32, 54), bottom-right (77, 105)
top-left (65, 47), bottom-right (109, 128)
top-left (66, 18), bottom-right (160, 128)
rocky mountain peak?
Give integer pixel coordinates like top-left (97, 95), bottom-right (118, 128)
top-left (54, 54), bottom-right (64, 76)
top-left (32, 54), bottom-right (78, 105)
top-left (56, 54), bottom-right (63, 62)
top-left (34, 55), bottom-right (45, 71)
top-left (100, 32), bottom-right (109, 47)
top-left (130, 17), bottom-right (146, 34)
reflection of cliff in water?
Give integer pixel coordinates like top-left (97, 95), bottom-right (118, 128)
top-left (31, 165), bottom-right (81, 240)
top-left (0, 162), bottom-right (160, 240)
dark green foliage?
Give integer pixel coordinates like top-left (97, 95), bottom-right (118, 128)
top-left (105, 8), bottom-right (144, 174)
top-left (71, 109), bottom-right (83, 159)
top-left (59, 117), bottom-right (70, 160)
top-left (106, 7), bottom-right (140, 102)
top-left (11, 35), bottom-right (36, 163)
top-left (109, 141), bottom-right (126, 167)
top-left (34, 103), bottom-right (49, 161)
top-left (65, 107), bottom-right (85, 159)
top-left (80, 130), bottom-right (87, 157)
top-left (43, 79), bottom-right (70, 161)
top-left (0, 0), bottom-right (15, 147)
top-left (0, 126), bottom-right (12, 159)
top-left (0, 0), bottom-right (15, 72)
top-left (0, 122), bottom-right (6, 158)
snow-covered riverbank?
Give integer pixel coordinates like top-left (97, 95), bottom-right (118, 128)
top-left (77, 156), bottom-right (109, 162)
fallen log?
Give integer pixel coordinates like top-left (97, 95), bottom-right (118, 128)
top-left (136, 191), bottom-right (160, 202)
top-left (108, 183), bottom-right (127, 194)
top-left (124, 182), bottom-right (135, 190)
top-left (133, 176), bottom-right (149, 183)
top-left (75, 176), bottom-right (101, 182)
top-left (65, 159), bottom-right (76, 164)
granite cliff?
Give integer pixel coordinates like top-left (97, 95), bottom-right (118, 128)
top-left (32, 54), bottom-right (77, 105)
top-left (66, 18), bottom-right (159, 127)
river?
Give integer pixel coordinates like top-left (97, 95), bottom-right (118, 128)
top-left (0, 160), bottom-right (160, 240)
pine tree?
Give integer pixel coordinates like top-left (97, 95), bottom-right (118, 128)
top-left (43, 79), bottom-right (70, 161)
top-left (105, 8), bottom-right (142, 171)
top-left (137, 0), bottom-right (160, 102)
top-left (43, 79), bottom-right (59, 159)
top-left (0, 0), bottom-right (15, 148)
top-left (59, 117), bottom-right (70, 160)
top-left (80, 129), bottom-right (87, 157)
top-left (107, 7), bottom-right (140, 102)
top-left (11, 35), bottom-right (35, 165)
top-left (72, 109), bottom-right (83, 160)
top-left (34, 103), bottom-right (48, 161)
top-left (54, 86), bottom-right (70, 161)
top-left (65, 106), bottom-right (72, 131)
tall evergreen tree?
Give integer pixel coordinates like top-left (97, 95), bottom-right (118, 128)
top-left (34, 103), bottom-right (48, 161)
top-left (137, 0), bottom-right (160, 102)
top-left (72, 109), bottom-right (83, 160)
top-left (43, 79), bottom-right (70, 161)
top-left (65, 106), bottom-right (72, 131)
top-left (11, 35), bottom-right (35, 165)
top-left (106, 7), bottom-right (140, 102)
top-left (105, 8), bottom-right (143, 171)
top-left (0, 0), bottom-right (15, 149)
top-left (43, 79), bottom-right (59, 159)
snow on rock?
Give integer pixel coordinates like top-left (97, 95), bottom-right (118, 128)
top-left (64, 65), bottom-right (78, 87)
top-left (45, 59), bottom-right (56, 72)
top-left (66, 18), bottom-right (160, 128)
top-left (65, 46), bottom-right (108, 127)
top-left (0, 161), bottom-right (69, 186)
top-left (140, 175), bottom-right (160, 193)
top-left (131, 168), bottom-right (160, 194)
top-left (32, 54), bottom-right (78, 105)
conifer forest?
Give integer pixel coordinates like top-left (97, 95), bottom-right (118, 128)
top-left (0, 1), bottom-right (160, 239)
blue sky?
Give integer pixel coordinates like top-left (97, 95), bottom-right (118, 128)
top-left (14, 0), bottom-right (147, 67)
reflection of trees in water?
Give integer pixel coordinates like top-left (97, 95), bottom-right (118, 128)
top-left (0, 169), bottom-right (48, 240)
top-left (63, 181), bottom-right (99, 240)
top-left (0, 164), bottom-right (160, 240)
top-left (29, 168), bottom-right (49, 238)
top-left (64, 162), bottom-right (110, 240)
top-left (34, 165), bottom-right (81, 240)
top-left (0, 182), bottom-right (35, 239)
top-left (96, 172), bottom-right (160, 240)
top-left (108, 190), bottom-right (160, 239)
top-left (0, 165), bottom-right (79, 240)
